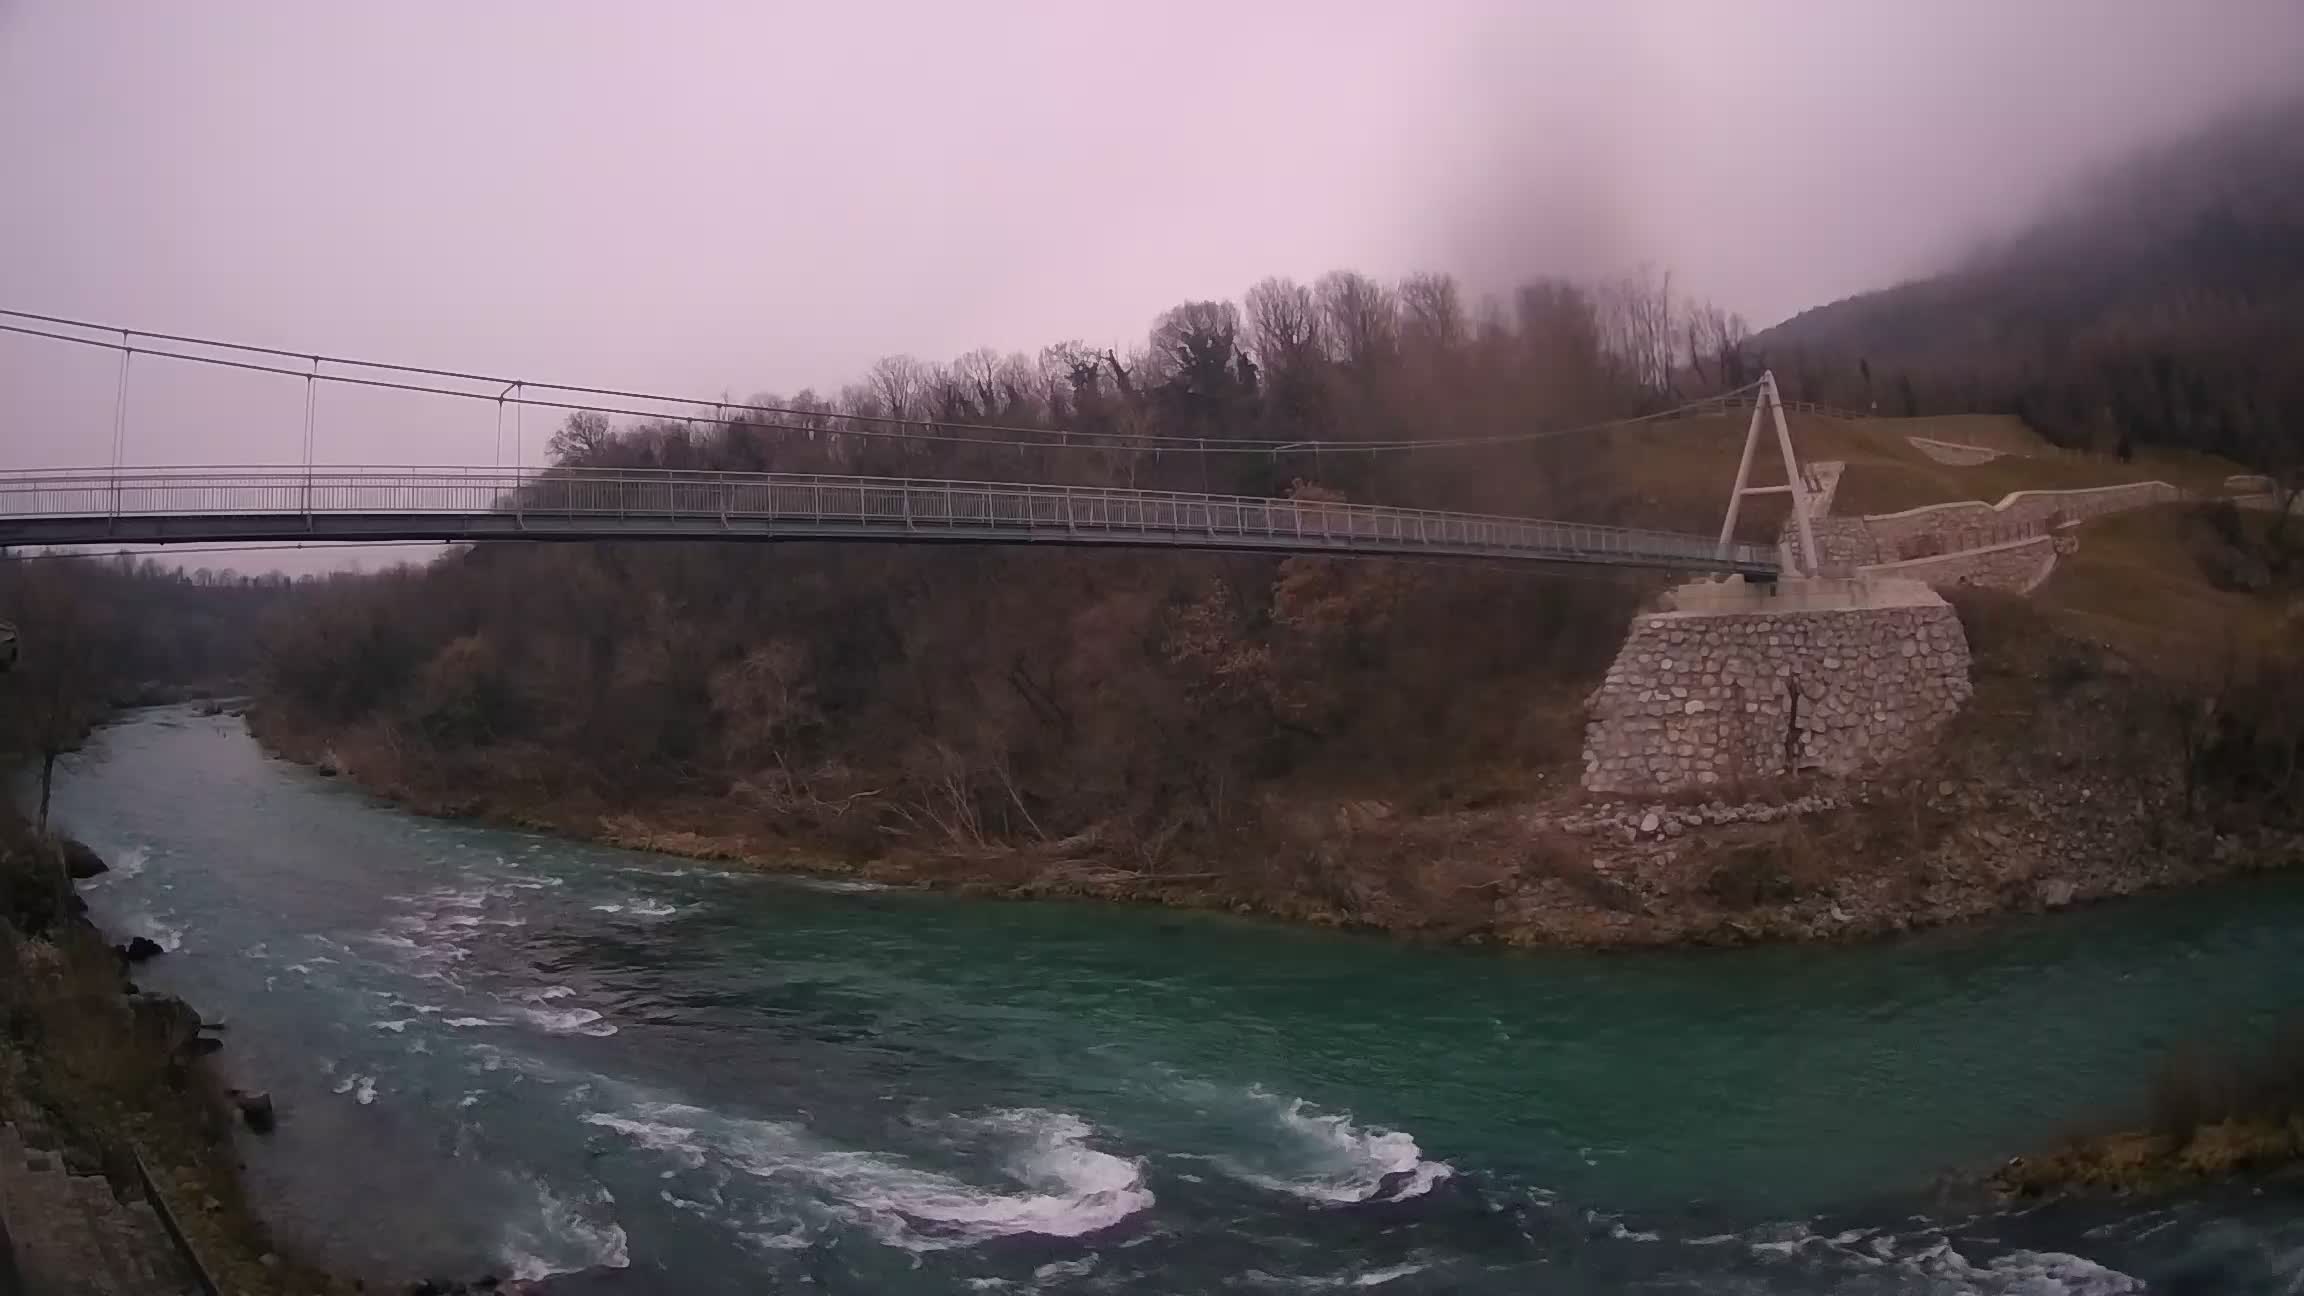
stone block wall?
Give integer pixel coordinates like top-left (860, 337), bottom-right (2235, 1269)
top-left (1582, 582), bottom-right (1972, 794)
top-left (1802, 480), bottom-right (2181, 568)
top-left (1857, 534), bottom-right (2058, 594)
top-left (1860, 482), bottom-right (2181, 559)
top-left (1808, 517), bottom-right (1883, 567)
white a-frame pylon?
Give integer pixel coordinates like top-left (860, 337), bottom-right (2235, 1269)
top-left (1715, 370), bottom-right (1820, 576)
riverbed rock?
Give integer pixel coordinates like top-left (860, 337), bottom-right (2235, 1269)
top-left (229, 1089), bottom-right (276, 1133)
top-left (120, 936), bottom-right (166, 963)
top-left (2038, 879), bottom-right (2077, 909)
top-left (60, 838), bottom-right (107, 879)
top-left (1638, 812), bottom-right (1661, 836)
top-left (126, 991), bottom-right (203, 1056)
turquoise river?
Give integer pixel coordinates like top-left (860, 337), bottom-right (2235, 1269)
top-left (49, 706), bottom-right (2304, 1292)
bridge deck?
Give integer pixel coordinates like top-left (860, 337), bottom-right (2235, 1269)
top-left (0, 467), bottom-right (1779, 576)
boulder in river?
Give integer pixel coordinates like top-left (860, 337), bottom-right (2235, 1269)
top-left (120, 936), bottom-right (167, 963)
top-left (60, 838), bottom-right (108, 880)
top-left (228, 1089), bottom-right (277, 1133)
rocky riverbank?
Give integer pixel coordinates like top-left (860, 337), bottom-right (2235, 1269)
top-left (285, 769), bottom-right (2297, 949)
top-left (0, 822), bottom-right (340, 1293)
top-left (1989, 1026), bottom-right (2304, 1199)
top-left (1992, 1120), bottom-right (2304, 1198)
top-left (244, 590), bottom-right (2304, 950)
top-left (0, 820), bottom-right (536, 1294)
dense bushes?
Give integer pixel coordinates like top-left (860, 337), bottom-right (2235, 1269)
top-left (257, 537), bottom-right (1649, 863)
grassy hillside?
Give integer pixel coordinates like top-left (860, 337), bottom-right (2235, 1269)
top-left (1578, 409), bottom-right (2284, 675)
top-left (1569, 410), bottom-right (2250, 541)
top-left (2031, 503), bottom-right (2304, 673)
top-left (1859, 414), bottom-right (2053, 456)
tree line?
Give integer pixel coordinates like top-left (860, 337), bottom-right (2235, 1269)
top-left (253, 265), bottom-right (1743, 884)
top-left (533, 264), bottom-right (1754, 520)
top-left (0, 556), bottom-right (293, 828)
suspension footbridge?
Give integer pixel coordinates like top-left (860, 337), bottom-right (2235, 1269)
top-left (0, 311), bottom-right (1809, 578)
top-left (0, 466), bottom-right (1779, 574)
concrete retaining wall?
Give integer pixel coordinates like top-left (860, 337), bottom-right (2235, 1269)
top-left (1582, 579), bottom-right (1972, 794)
top-left (1908, 437), bottom-right (2007, 466)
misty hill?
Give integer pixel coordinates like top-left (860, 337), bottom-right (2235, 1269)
top-left (1755, 96), bottom-right (2304, 472)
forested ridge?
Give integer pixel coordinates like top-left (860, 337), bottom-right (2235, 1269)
top-left (1756, 95), bottom-right (2304, 472)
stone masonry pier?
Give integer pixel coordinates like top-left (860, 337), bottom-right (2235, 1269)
top-left (1581, 576), bottom-right (1972, 794)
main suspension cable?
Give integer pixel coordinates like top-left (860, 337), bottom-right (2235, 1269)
top-left (0, 308), bottom-right (1765, 458)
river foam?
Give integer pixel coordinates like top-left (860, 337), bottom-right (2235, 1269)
top-left (1733, 1220), bottom-right (2146, 1294)
top-left (101, 844), bottom-right (150, 881)
top-left (583, 1100), bottom-right (1153, 1252)
top-left (789, 877), bottom-right (894, 895)
top-left (591, 896), bottom-right (682, 917)
top-left (121, 909), bottom-right (185, 951)
top-left (1213, 1088), bottom-right (1453, 1205)
top-left (497, 1176), bottom-right (631, 1282)
top-left (519, 1005), bottom-right (618, 1037)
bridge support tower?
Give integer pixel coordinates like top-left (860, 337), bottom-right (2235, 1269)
top-left (1718, 371), bottom-right (1822, 577)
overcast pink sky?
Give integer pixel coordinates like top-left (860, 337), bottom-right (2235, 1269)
top-left (3, 0), bottom-right (2301, 505)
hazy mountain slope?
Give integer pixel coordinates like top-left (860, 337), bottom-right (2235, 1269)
top-left (1755, 96), bottom-right (2304, 469)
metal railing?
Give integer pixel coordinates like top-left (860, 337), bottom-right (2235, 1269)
top-left (0, 465), bottom-right (1780, 575)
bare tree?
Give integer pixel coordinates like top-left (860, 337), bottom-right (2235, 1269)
top-left (1596, 265), bottom-right (1679, 399)
top-left (866, 355), bottom-right (931, 424)
top-left (1042, 341), bottom-right (1107, 398)
top-left (1148, 301), bottom-right (1242, 386)
top-left (1316, 270), bottom-right (1397, 371)
top-left (1243, 277), bottom-right (1321, 377)
top-left (951, 347), bottom-right (1007, 417)
top-left (547, 410), bottom-right (614, 465)
top-left (1515, 279), bottom-right (1606, 376)
top-left (1398, 272), bottom-right (1467, 354)
top-left (1685, 302), bottom-right (1753, 392)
